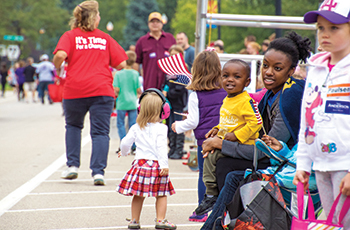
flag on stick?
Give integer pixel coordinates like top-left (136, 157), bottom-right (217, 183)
top-left (249, 99), bottom-right (266, 135)
top-left (157, 53), bottom-right (192, 85)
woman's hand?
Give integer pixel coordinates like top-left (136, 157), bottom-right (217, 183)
top-left (340, 173), bottom-right (350, 196)
top-left (202, 136), bottom-right (223, 156)
top-left (224, 132), bottom-right (237, 142)
top-left (261, 134), bottom-right (283, 151)
top-left (293, 170), bottom-right (310, 191)
top-left (160, 168), bottom-right (169, 176)
top-left (205, 128), bottom-right (218, 138)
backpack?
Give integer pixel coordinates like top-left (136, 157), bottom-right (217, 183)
top-left (221, 162), bottom-right (292, 230)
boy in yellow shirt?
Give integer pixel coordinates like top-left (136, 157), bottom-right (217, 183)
top-left (195, 59), bottom-right (262, 215)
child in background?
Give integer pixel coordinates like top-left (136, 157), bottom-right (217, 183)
top-left (171, 51), bottom-right (227, 222)
top-left (113, 51), bottom-right (142, 153)
top-left (0, 62), bottom-right (8, 97)
top-left (294, 0), bottom-right (350, 228)
top-left (163, 44), bottom-right (188, 159)
top-left (15, 60), bottom-right (26, 101)
top-left (197, 59), bottom-right (262, 216)
top-left (117, 89), bottom-right (176, 230)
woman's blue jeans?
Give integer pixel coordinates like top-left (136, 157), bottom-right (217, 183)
top-left (63, 96), bottom-right (114, 176)
top-left (200, 171), bottom-right (245, 230)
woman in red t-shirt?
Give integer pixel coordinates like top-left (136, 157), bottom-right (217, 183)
top-left (53, 0), bottom-right (127, 185)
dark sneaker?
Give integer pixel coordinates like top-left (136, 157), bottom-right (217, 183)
top-left (195, 195), bottom-right (217, 216)
top-left (188, 211), bottom-right (208, 222)
top-left (169, 153), bottom-right (182, 159)
top-left (131, 146), bottom-right (136, 155)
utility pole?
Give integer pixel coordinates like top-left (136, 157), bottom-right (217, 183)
top-left (275, 0), bottom-right (282, 38)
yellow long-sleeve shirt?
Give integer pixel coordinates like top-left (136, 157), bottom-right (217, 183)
top-left (214, 91), bottom-right (262, 145)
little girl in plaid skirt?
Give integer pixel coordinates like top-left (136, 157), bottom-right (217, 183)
top-left (117, 89), bottom-right (177, 229)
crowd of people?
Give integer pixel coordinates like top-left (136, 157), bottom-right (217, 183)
top-left (0, 54), bottom-right (56, 104)
top-left (2, 0), bottom-right (350, 229)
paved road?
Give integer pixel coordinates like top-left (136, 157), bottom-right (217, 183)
top-left (0, 92), bottom-right (202, 230)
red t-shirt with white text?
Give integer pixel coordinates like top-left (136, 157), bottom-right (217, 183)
top-left (53, 28), bottom-right (127, 99)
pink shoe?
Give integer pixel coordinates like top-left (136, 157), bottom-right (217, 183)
top-left (188, 211), bottom-right (208, 222)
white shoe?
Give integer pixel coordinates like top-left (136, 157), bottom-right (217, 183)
top-left (93, 174), bottom-right (105, 186)
top-left (61, 166), bottom-right (78, 179)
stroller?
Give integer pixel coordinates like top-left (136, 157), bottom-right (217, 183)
top-left (254, 138), bottom-right (322, 218)
top-left (220, 139), bottom-right (322, 230)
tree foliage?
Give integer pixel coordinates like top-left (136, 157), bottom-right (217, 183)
top-left (98, 0), bottom-right (129, 44)
top-left (157, 0), bottom-right (178, 34)
top-left (122, 0), bottom-right (159, 49)
top-left (0, 0), bottom-right (321, 62)
top-left (171, 0), bottom-right (320, 53)
top-left (171, 0), bottom-right (197, 45)
top-left (0, 0), bottom-right (69, 60)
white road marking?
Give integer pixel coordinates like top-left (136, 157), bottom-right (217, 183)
top-left (44, 177), bottom-right (198, 182)
top-left (7, 203), bottom-right (198, 213)
top-left (48, 223), bottom-right (202, 230)
top-left (0, 135), bottom-right (91, 217)
top-left (28, 188), bottom-right (197, 196)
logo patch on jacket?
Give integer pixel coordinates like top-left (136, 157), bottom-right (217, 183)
top-left (325, 100), bottom-right (350, 114)
top-left (327, 84), bottom-right (350, 97)
top-left (321, 142), bottom-right (337, 153)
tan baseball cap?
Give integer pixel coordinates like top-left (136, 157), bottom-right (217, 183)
top-left (148, 12), bottom-right (162, 22)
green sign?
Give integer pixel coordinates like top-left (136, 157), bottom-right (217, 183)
top-left (3, 35), bottom-right (24, 42)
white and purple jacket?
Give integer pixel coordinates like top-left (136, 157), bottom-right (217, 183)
top-left (296, 52), bottom-right (350, 173)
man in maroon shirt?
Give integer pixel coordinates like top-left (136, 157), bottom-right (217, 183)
top-left (135, 12), bottom-right (176, 90)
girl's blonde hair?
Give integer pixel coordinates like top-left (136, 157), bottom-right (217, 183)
top-left (187, 51), bottom-right (222, 91)
top-left (169, 44), bottom-right (184, 56)
top-left (136, 92), bottom-right (163, 129)
top-left (69, 0), bottom-right (99, 31)
top-left (247, 42), bottom-right (261, 52)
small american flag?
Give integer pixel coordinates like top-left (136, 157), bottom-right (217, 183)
top-left (249, 99), bottom-right (262, 125)
top-left (157, 53), bottom-right (192, 85)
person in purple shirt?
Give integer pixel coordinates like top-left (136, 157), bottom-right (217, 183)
top-left (15, 60), bottom-right (26, 101)
top-left (135, 12), bottom-right (176, 90)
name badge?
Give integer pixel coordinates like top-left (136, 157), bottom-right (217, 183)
top-left (325, 100), bottom-right (350, 115)
top-left (149, 52), bottom-right (156, 58)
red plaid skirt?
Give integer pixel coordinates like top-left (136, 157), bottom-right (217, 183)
top-left (117, 159), bottom-right (176, 197)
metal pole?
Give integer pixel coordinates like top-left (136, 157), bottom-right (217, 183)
top-left (206, 14), bottom-right (305, 23)
top-left (275, 0), bottom-right (282, 38)
top-left (206, 20), bottom-right (316, 30)
top-left (217, 0), bottom-right (221, 39)
top-left (199, 0), bottom-right (208, 53)
top-left (195, 0), bottom-right (203, 56)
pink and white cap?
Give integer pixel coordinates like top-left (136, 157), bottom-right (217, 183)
top-left (304, 0), bottom-right (350, 24)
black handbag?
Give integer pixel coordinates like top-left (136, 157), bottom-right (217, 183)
top-left (220, 146), bottom-right (292, 230)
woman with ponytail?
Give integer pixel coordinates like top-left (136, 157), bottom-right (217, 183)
top-left (53, 1), bottom-right (127, 185)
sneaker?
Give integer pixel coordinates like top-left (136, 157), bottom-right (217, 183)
top-left (195, 195), bottom-right (217, 216)
top-left (93, 174), bottom-right (105, 186)
top-left (128, 219), bottom-right (140, 229)
top-left (131, 146), bottom-right (136, 155)
top-left (61, 166), bottom-right (78, 180)
top-left (116, 148), bottom-right (121, 154)
top-left (188, 211), bottom-right (208, 222)
top-left (155, 219), bottom-right (176, 229)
